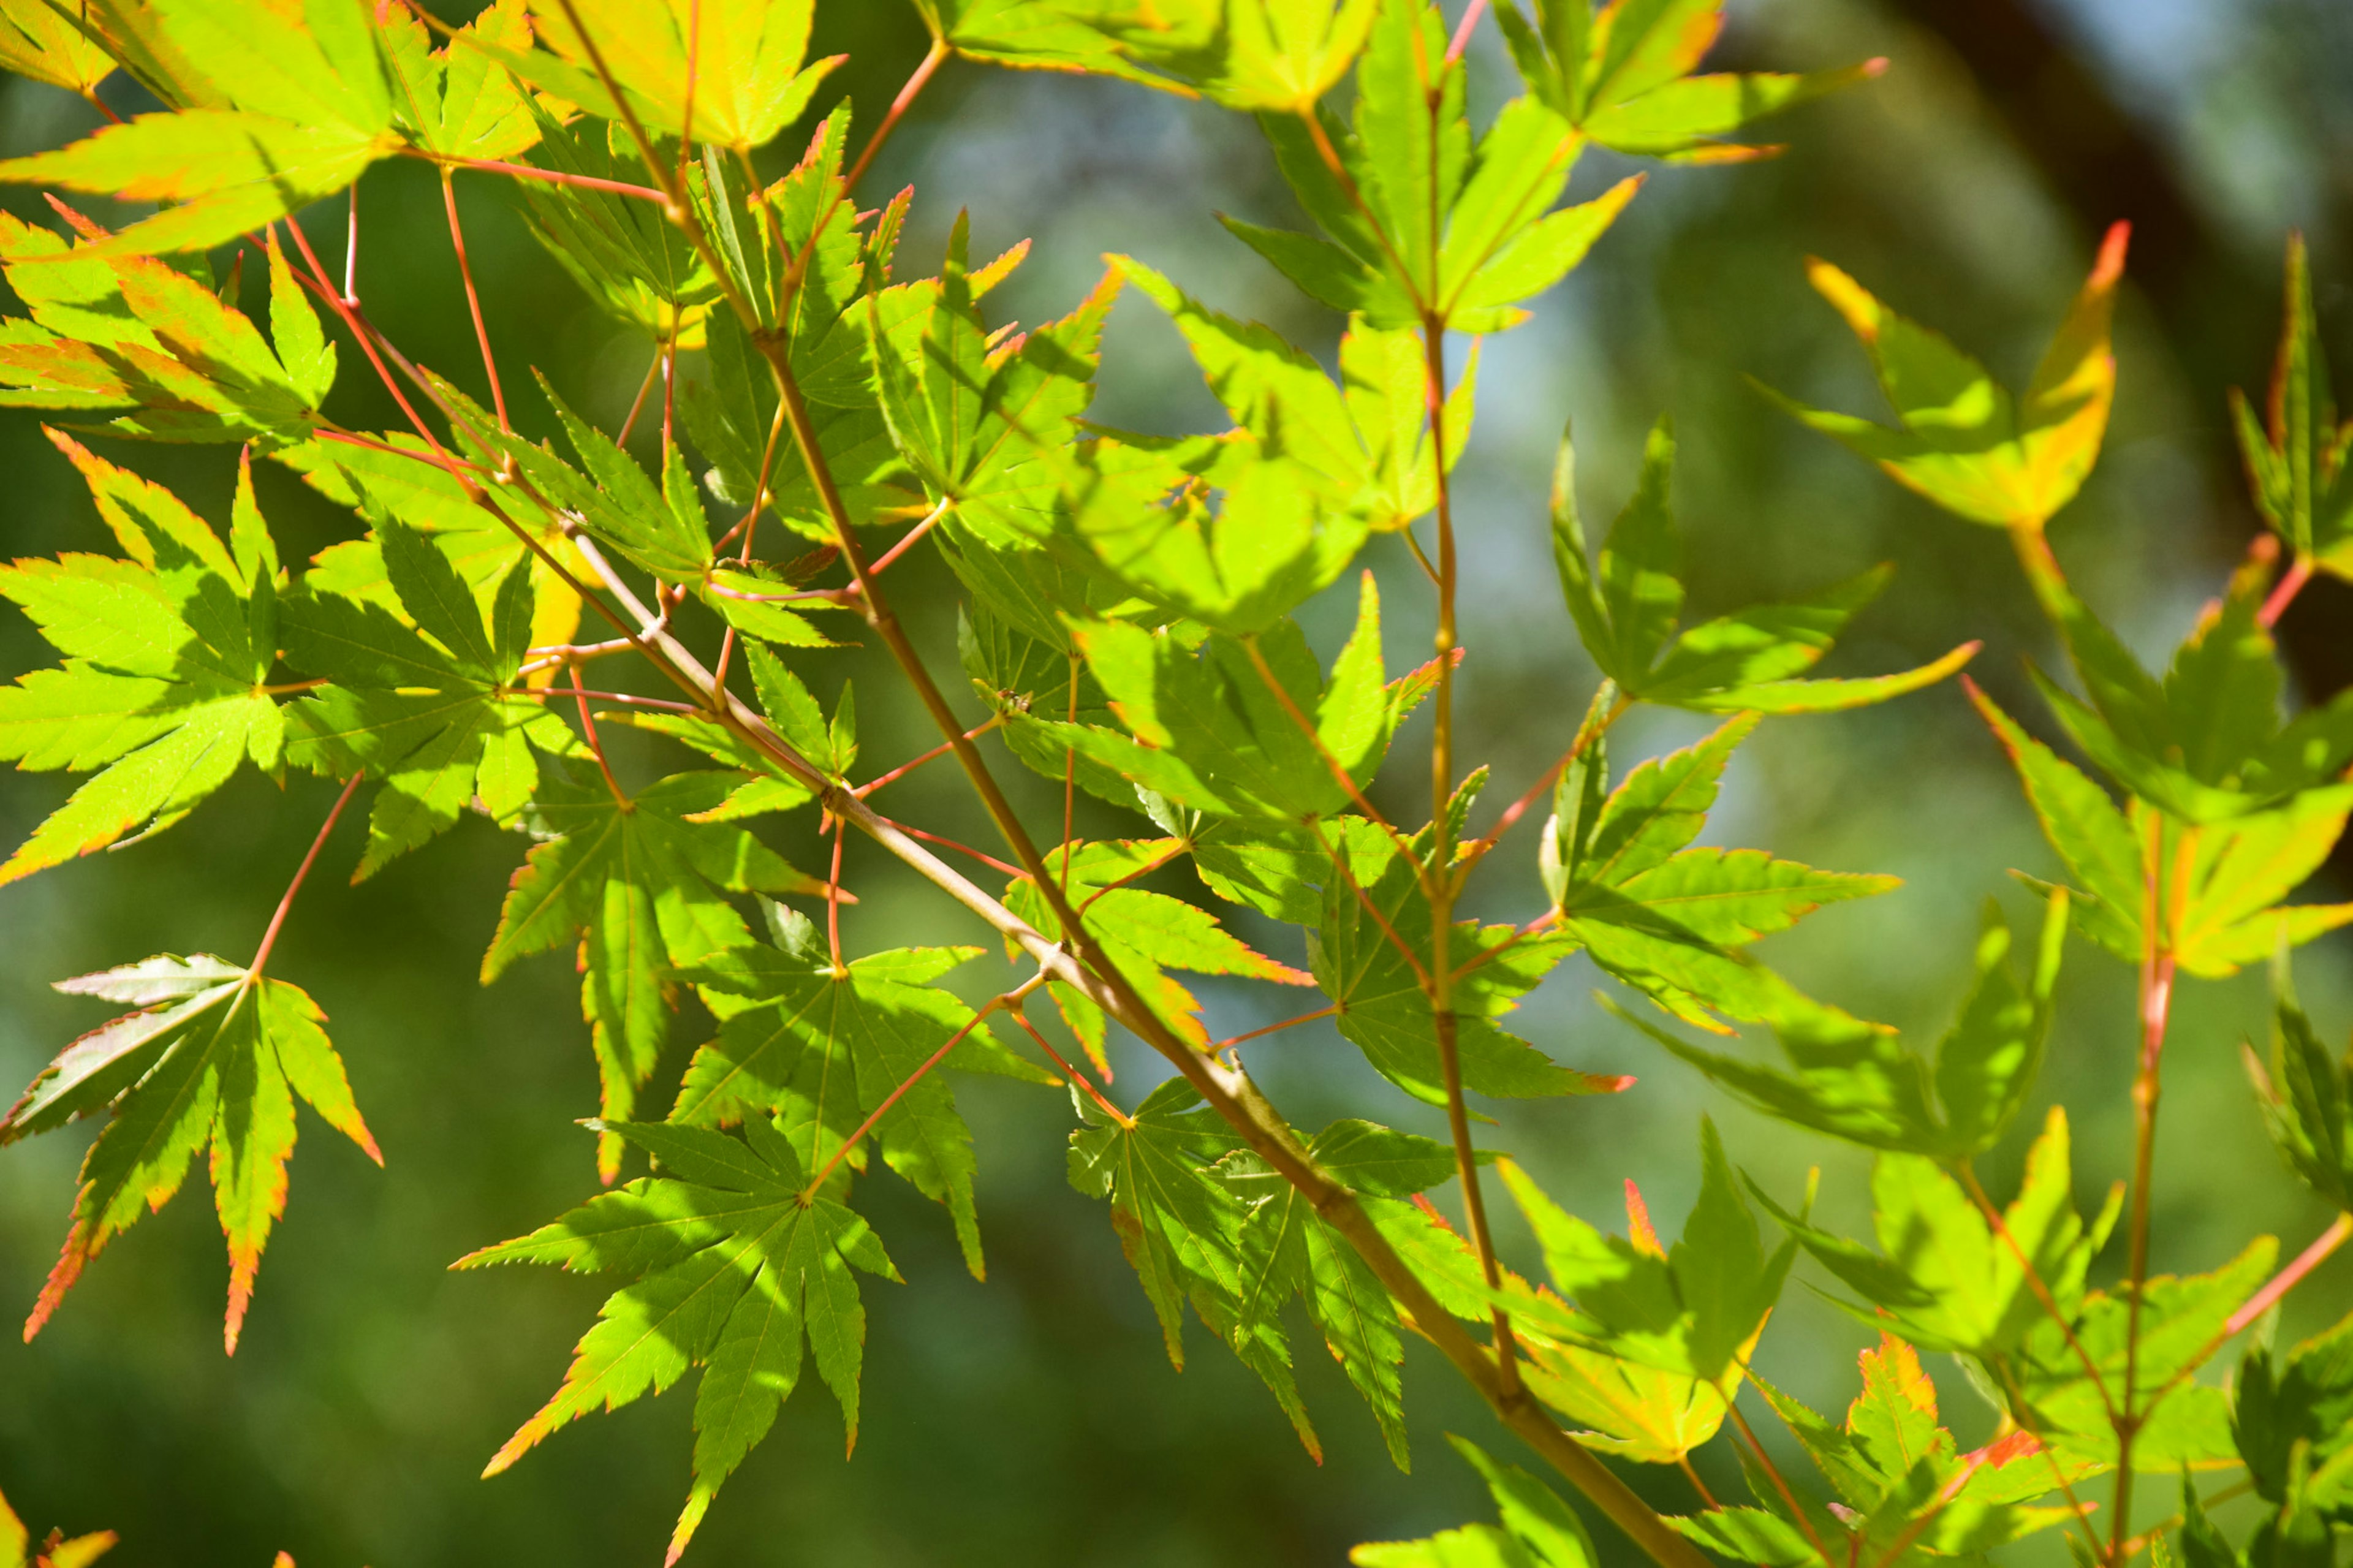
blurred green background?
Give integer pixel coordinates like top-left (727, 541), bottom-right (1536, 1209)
top-left (1, 1), bottom-right (2349, 1562)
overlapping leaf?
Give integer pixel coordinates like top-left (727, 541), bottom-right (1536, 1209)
top-left (472, 0), bottom-right (835, 151)
top-left (1762, 225), bottom-right (2129, 529)
top-left (0, 435), bottom-right (282, 885)
top-left (458, 1117), bottom-right (896, 1564)
top-left (1083, 0), bottom-right (1380, 110)
top-left (1006, 838), bottom-right (1313, 1062)
top-left (1113, 257), bottom-right (1474, 531)
top-left (1675, 1335), bottom-right (2081, 1567)
top-left (1496, 1122), bottom-right (1788, 1383)
top-left (1221, 1119), bottom-right (1458, 1468)
top-left (0, 0), bottom-right (116, 100)
top-left (380, 0), bottom-right (539, 163)
top-left (281, 520), bottom-right (580, 877)
top-left (1, 952), bottom-right (377, 1351)
top-left (2015, 1239), bottom-right (2277, 1470)
top-left (482, 771), bottom-right (825, 1180)
top-left (1067, 1077), bottom-right (1316, 1449)
top-left (1039, 580), bottom-right (1424, 822)
top-left (1316, 816), bottom-right (1630, 1105)
top-left (1553, 417), bottom-right (1975, 711)
top-left (509, 108), bottom-right (715, 342)
top-left (672, 935), bottom-right (1047, 1276)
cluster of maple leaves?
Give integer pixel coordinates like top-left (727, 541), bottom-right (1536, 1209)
top-left (0, 2), bottom-right (2344, 1567)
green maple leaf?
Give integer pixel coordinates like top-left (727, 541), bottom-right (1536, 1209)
top-left (0, 210), bottom-right (335, 440)
top-left (670, 936), bottom-right (1045, 1277)
top-left (1110, 257), bottom-right (1476, 532)
top-left (1496, 1121), bottom-right (1789, 1382)
top-left (458, 1116), bottom-right (896, 1564)
top-left (1067, 1077), bottom-right (1317, 1449)
top-left (508, 108), bottom-right (717, 341)
top-left (1082, 0), bottom-right (1379, 111)
top-left (0, 0), bottom-right (114, 98)
top-left (1006, 837), bottom-right (1314, 1061)
top-left (481, 771), bottom-right (826, 1181)
top-left (1495, 0), bottom-right (1878, 162)
top-left (475, 0), bottom-right (838, 153)
top-left (0, 434), bottom-right (282, 885)
top-left (1683, 1336), bottom-right (2085, 1568)
top-left (1223, 0), bottom-right (1637, 331)
top-left (865, 216), bottom-right (1118, 549)
top-left (1041, 578), bottom-right (1425, 822)
top-left (1971, 683), bottom-right (2353, 971)
top-left (1316, 809), bottom-right (1630, 1107)
top-left (2, 952), bottom-right (377, 1352)
top-left (281, 518), bottom-right (581, 878)
top-left (2015, 1240), bottom-right (2278, 1471)
top-left (914, 0), bottom-right (1169, 85)
top-left (2245, 960), bottom-right (2353, 1211)
top-left (1223, 1119), bottom-right (1460, 1468)
top-left (1552, 417), bottom-right (1975, 712)
top-left (1752, 1105), bottom-right (2120, 1360)
top-left (1628, 894), bottom-right (2066, 1160)
top-left (1542, 714), bottom-right (1891, 1034)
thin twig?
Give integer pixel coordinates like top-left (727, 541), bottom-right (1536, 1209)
top-left (852, 718), bottom-right (1004, 800)
top-left (433, 153), bottom-right (670, 204)
top-left (570, 662), bottom-right (632, 811)
top-left (440, 169), bottom-right (510, 431)
top-left (1212, 1004), bottom-right (1340, 1054)
top-left (249, 773), bottom-right (365, 980)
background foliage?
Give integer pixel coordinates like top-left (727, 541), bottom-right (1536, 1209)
top-left (0, 1), bottom-right (2346, 1564)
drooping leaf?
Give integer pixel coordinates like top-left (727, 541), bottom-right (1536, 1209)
top-left (2, 955), bottom-right (377, 1351)
top-left (457, 1116), bottom-right (896, 1562)
top-left (0, 1477), bottom-right (117, 1568)
top-left (481, 771), bottom-right (825, 1181)
top-left (1067, 1077), bottom-right (1318, 1450)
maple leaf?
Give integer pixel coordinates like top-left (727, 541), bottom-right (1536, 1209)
top-left (2, 953), bottom-right (377, 1352)
top-left (0, 434), bottom-right (282, 885)
top-left (1067, 1077), bottom-right (1317, 1450)
top-left (482, 771), bottom-right (827, 1181)
top-left (458, 1116), bottom-right (896, 1565)
top-left (672, 934), bottom-right (1045, 1277)
top-left (380, 0), bottom-right (541, 163)
top-left (280, 518), bottom-right (584, 877)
